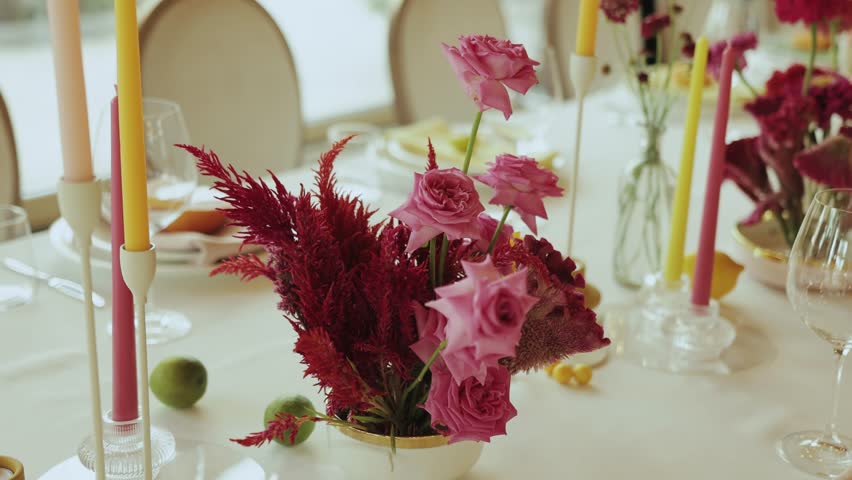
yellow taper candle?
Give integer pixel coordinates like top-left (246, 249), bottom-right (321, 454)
top-left (576, 0), bottom-right (600, 57)
top-left (115, 0), bottom-right (150, 251)
top-left (663, 36), bottom-right (709, 283)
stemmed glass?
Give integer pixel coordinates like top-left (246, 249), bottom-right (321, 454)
top-left (95, 98), bottom-right (197, 344)
top-left (780, 188), bottom-right (852, 477)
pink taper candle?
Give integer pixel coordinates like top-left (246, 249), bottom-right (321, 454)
top-left (691, 46), bottom-right (738, 307)
top-left (110, 96), bottom-right (138, 421)
top-left (46, 0), bottom-right (94, 182)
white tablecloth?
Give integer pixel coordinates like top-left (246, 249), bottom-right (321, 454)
top-left (0, 93), bottom-right (842, 479)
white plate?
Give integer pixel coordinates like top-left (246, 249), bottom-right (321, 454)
top-left (48, 219), bottom-right (213, 276)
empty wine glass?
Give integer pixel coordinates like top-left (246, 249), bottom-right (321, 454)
top-left (95, 98), bottom-right (196, 344)
top-left (780, 188), bottom-right (852, 477)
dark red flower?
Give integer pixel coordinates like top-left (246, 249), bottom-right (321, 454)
top-left (637, 71), bottom-right (650, 84)
top-left (707, 32), bottom-right (758, 79)
top-left (774, 0), bottom-right (852, 25)
top-left (795, 135), bottom-right (852, 188)
top-left (600, 0), bottom-right (640, 23)
top-left (672, 3), bottom-right (683, 14)
top-left (681, 32), bottom-right (696, 57)
top-left (641, 13), bottom-right (671, 38)
top-left (745, 94), bottom-right (816, 149)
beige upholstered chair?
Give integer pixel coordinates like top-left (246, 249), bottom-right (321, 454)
top-left (389, 0), bottom-right (506, 124)
top-left (547, 0), bottom-right (640, 98)
top-left (140, 0), bottom-right (303, 177)
top-left (0, 90), bottom-right (19, 205)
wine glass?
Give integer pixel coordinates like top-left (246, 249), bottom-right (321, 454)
top-left (780, 188), bottom-right (852, 477)
top-left (95, 98), bottom-right (197, 344)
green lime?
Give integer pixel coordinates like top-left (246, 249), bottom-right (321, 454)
top-left (263, 395), bottom-right (316, 446)
top-left (150, 356), bottom-right (207, 409)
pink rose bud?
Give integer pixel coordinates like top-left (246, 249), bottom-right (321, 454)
top-left (475, 154), bottom-right (563, 234)
top-left (442, 35), bottom-right (540, 119)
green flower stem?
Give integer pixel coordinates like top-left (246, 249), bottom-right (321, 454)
top-left (403, 339), bottom-right (448, 398)
top-left (487, 206), bottom-right (513, 254)
top-left (461, 111), bottom-right (483, 175)
top-left (736, 68), bottom-right (759, 97)
top-left (803, 23), bottom-right (818, 95)
top-left (437, 235), bottom-right (448, 285)
top-left (830, 19), bottom-right (840, 71)
top-left (428, 238), bottom-right (437, 289)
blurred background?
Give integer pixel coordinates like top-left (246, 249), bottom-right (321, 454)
top-left (0, 0), bottom-right (843, 229)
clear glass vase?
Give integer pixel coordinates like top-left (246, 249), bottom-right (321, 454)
top-left (613, 125), bottom-right (676, 288)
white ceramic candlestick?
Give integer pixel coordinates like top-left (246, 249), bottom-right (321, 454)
top-left (56, 179), bottom-right (106, 480)
top-left (119, 245), bottom-right (157, 480)
top-left (566, 53), bottom-right (597, 256)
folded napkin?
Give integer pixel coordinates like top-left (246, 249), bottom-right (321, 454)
top-left (150, 193), bottom-right (260, 266)
top-left (154, 225), bottom-right (254, 266)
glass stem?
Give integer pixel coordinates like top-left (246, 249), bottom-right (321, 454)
top-left (824, 347), bottom-right (849, 445)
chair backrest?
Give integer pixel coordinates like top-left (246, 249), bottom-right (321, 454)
top-left (547, 0), bottom-right (640, 98)
top-left (0, 90), bottom-right (19, 205)
top-left (389, 0), bottom-right (506, 124)
top-left (140, 0), bottom-right (303, 177)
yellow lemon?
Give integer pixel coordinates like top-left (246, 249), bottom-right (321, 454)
top-left (572, 364), bottom-right (593, 386)
top-left (683, 251), bottom-right (744, 300)
top-left (544, 362), bottom-right (559, 375)
top-left (552, 364), bottom-right (574, 385)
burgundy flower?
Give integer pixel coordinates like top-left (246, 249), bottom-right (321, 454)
top-left (641, 13), bottom-right (671, 38)
top-left (794, 135), bottom-right (852, 189)
top-left (745, 94), bottom-right (816, 149)
top-left (600, 0), bottom-right (640, 23)
top-left (390, 167), bottom-right (485, 252)
top-left (681, 32), bottom-right (696, 58)
top-left (775, 0), bottom-right (852, 25)
top-left (637, 71), bottom-right (650, 84)
top-left (707, 32), bottom-right (758, 79)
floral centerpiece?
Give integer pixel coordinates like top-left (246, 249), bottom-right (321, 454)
top-left (720, 0), bottom-right (852, 249)
top-left (600, 0), bottom-right (695, 287)
top-left (182, 35), bottom-right (608, 476)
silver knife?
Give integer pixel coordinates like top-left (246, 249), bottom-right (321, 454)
top-left (3, 258), bottom-right (106, 308)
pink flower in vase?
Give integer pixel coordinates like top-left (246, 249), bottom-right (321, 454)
top-left (442, 35), bottom-right (540, 120)
top-left (600, 0), bottom-right (640, 23)
top-left (475, 154), bottom-right (563, 234)
top-left (423, 365), bottom-right (517, 444)
top-left (707, 32), bottom-right (758, 80)
top-left (426, 256), bottom-right (539, 383)
top-left (390, 167), bottom-right (485, 253)
top-left (641, 13), bottom-right (671, 38)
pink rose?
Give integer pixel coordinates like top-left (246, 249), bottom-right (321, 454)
top-left (424, 365), bottom-right (517, 443)
top-left (410, 303), bottom-right (447, 367)
top-left (426, 256), bottom-right (539, 383)
top-left (390, 168), bottom-right (485, 253)
top-left (475, 154), bottom-right (563, 234)
top-left (442, 35), bottom-right (540, 120)
top-left (474, 213), bottom-right (513, 252)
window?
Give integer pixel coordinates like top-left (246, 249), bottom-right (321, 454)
top-left (0, 0), bottom-right (395, 199)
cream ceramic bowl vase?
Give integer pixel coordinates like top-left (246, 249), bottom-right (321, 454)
top-left (328, 426), bottom-right (483, 480)
top-left (731, 218), bottom-right (789, 290)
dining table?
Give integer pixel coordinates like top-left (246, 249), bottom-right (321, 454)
top-left (0, 89), bottom-right (841, 479)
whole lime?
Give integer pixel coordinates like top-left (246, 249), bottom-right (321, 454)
top-left (150, 356), bottom-right (207, 409)
top-left (263, 395), bottom-right (316, 446)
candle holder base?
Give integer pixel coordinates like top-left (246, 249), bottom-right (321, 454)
top-left (77, 411), bottom-right (175, 480)
top-left (608, 275), bottom-right (736, 374)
